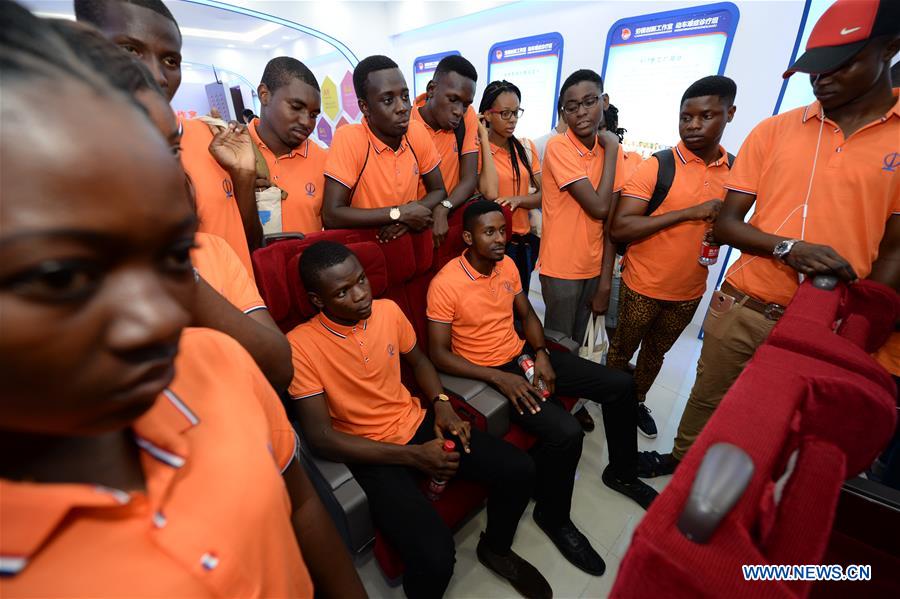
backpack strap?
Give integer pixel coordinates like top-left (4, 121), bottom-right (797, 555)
top-left (726, 152), bottom-right (736, 168)
top-left (347, 143), bottom-right (371, 203)
top-left (645, 148), bottom-right (677, 216)
top-left (454, 117), bottom-right (466, 159)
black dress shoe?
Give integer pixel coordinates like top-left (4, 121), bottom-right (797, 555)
top-left (533, 511), bottom-right (605, 576)
top-left (476, 533), bottom-right (553, 599)
top-left (601, 465), bottom-right (659, 510)
top-left (574, 406), bottom-right (595, 432)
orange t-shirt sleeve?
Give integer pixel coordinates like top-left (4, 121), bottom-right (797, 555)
top-left (528, 139), bottom-right (542, 175)
top-left (287, 332), bottom-right (325, 400)
top-left (612, 146), bottom-right (627, 192)
top-left (324, 126), bottom-right (365, 189)
top-left (394, 304), bottom-right (418, 354)
top-left (461, 107), bottom-right (479, 155)
top-left (546, 138), bottom-right (586, 190)
top-left (248, 361), bottom-right (298, 472)
top-left (621, 156), bottom-right (660, 202)
top-left (217, 236), bottom-right (266, 313)
top-left (426, 276), bottom-right (456, 324)
top-left (724, 119), bottom-right (773, 196)
top-left (409, 121), bottom-right (442, 176)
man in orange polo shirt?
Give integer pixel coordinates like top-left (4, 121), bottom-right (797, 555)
top-left (427, 201), bottom-right (657, 578)
top-left (608, 76), bottom-right (737, 440)
top-left (412, 55), bottom-right (480, 244)
top-left (640, 0), bottom-right (900, 477)
top-left (249, 56), bottom-right (328, 234)
top-left (76, 0), bottom-right (261, 277)
top-left (287, 241), bottom-right (551, 599)
top-left (538, 69), bottom-right (625, 343)
top-left (323, 55), bottom-right (448, 244)
top-left (0, 18), bottom-right (363, 594)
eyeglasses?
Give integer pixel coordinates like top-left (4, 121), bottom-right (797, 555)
top-left (562, 95), bottom-right (601, 115)
top-left (487, 107), bottom-right (525, 121)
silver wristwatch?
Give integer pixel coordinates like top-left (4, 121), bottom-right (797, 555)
top-left (773, 239), bottom-right (800, 261)
top-left (389, 206), bottom-right (401, 221)
top-left (440, 199), bottom-right (453, 210)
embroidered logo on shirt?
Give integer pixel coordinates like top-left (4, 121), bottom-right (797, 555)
top-left (413, 163), bottom-right (419, 175)
top-left (222, 178), bottom-right (233, 199)
top-left (883, 152), bottom-right (900, 173)
top-left (503, 280), bottom-right (515, 294)
top-left (387, 344), bottom-right (395, 357)
top-left (306, 182), bottom-right (316, 196)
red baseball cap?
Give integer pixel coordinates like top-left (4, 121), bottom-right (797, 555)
top-left (783, 0), bottom-right (900, 78)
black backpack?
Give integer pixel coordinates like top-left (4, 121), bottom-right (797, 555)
top-left (615, 148), bottom-right (735, 256)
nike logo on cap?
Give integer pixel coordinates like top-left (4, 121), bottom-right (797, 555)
top-left (840, 26), bottom-right (861, 35)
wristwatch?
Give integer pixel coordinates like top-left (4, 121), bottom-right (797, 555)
top-left (389, 206), bottom-right (401, 221)
top-left (440, 199), bottom-right (453, 210)
top-left (773, 239), bottom-right (801, 261)
top-left (433, 393), bottom-right (450, 404)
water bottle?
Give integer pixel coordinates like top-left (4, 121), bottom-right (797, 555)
top-left (517, 354), bottom-right (550, 398)
top-left (698, 229), bottom-right (720, 266)
top-left (426, 440), bottom-right (457, 501)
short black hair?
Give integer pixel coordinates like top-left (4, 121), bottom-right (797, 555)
top-left (559, 69), bottom-right (603, 104)
top-left (46, 20), bottom-right (163, 99)
top-left (353, 55), bottom-right (399, 100)
top-left (74, 0), bottom-right (180, 33)
top-left (681, 75), bottom-right (737, 107)
top-left (299, 241), bottom-right (356, 294)
top-left (463, 200), bottom-right (504, 232)
top-left (261, 56), bottom-right (319, 93)
top-left (242, 108), bottom-right (256, 119)
top-left (434, 55), bottom-right (477, 83)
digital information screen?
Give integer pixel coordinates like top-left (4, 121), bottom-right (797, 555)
top-left (602, 3), bottom-right (740, 157)
top-left (413, 51), bottom-right (460, 97)
top-left (487, 33), bottom-right (564, 139)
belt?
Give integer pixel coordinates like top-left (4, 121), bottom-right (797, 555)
top-left (721, 281), bottom-right (786, 321)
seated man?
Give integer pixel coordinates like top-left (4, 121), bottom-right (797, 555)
top-left (249, 56), bottom-right (328, 235)
top-left (287, 242), bottom-right (551, 599)
top-left (427, 201), bottom-right (658, 576)
top-left (322, 55), bottom-right (448, 243)
top-left (411, 55), bottom-right (481, 244)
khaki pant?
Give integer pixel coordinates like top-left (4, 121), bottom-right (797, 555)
top-left (672, 292), bottom-right (777, 461)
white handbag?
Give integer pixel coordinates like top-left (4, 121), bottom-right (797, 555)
top-left (255, 186), bottom-right (284, 235)
top-left (579, 315), bottom-right (609, 364)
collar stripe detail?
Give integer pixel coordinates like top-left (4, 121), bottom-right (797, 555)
top-left (0, 557), bottom-right (27, 576)
top-left (135, 436), bottom-right (186, 468)
top-left (163, 389), bottom-right (200, 426)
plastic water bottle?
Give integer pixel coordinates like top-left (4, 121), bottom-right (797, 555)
top-left (426, 440), bottom-right (457, 501)
top-left (698, 230), bottom-right (720, 266)
top-left (517, 354), bottom-right (550, 398)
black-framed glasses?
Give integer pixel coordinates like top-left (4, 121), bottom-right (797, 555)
top-left (488, 107), bottom-right (525, 121)
top-left (562, 95), bottom-right (600, 115)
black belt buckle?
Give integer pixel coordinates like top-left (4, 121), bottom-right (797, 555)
top-left (764, 303), bottom-right (785, 321)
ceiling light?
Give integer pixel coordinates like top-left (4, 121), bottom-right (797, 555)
top-left (34, 11), bottom-right (75, 21)
top-left (227, 44), bottom-right (236, 48)
top-left (181, 22), bottom-right (280, 43)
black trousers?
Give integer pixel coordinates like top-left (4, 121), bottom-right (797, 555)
top-left (349, 411), bottom-right (535, 599)
top-left (497, 346), bottom-right (638, 526)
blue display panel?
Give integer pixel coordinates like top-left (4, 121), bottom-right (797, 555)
top-left (487, 33), bottom-right (564, 138)
top-left (773, 0), bottom-right (834, 115)
top-left (413, 50), bottom-right (461, 97)
top-left (601, 3), bottom-right (740, 156)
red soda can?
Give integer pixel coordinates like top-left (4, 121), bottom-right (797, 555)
top-left (699, 230), bottom-right (720, 266)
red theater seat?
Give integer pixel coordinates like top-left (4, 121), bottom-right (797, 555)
top-left (611, 279), bottom-right (899, 599)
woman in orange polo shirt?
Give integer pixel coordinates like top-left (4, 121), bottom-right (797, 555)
top-left (477, 80), bottom-right (543, 296)
top-left (0, 9), bottom-right (362, 597)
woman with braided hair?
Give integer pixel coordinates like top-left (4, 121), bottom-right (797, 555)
top-left (477, 80), bottom-right (543, 295)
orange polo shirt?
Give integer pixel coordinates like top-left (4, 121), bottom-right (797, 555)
top-left (621, 150), bottom-right (644, 185)
top-left (287, 299), bottom-right (425, 444)
top-left (180, 118), bottom-right (254, 279)
top-left (248, 119), bottom-right (327, 234)
top-left (324, 118), bottom-right (441, 210)
top-left (621, 143), bottom-right (732, 301)
top-left (191, 232), bottom-right (266, 314)
top-left (479, 138), bottom-right (542, 235)
top-left (427, 252), bottom-right (525, 367)
top-left (412, 94), bottom-right (479, 198)
top-left (0, 328), bottom-right (310, 597)
top-left (538, 128), bottom-right (626, 279)
top-left (724, 91), bottom-right (900, 307)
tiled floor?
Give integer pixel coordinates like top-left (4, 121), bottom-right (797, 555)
top-left (356, 274), bottom-right (704, 598)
